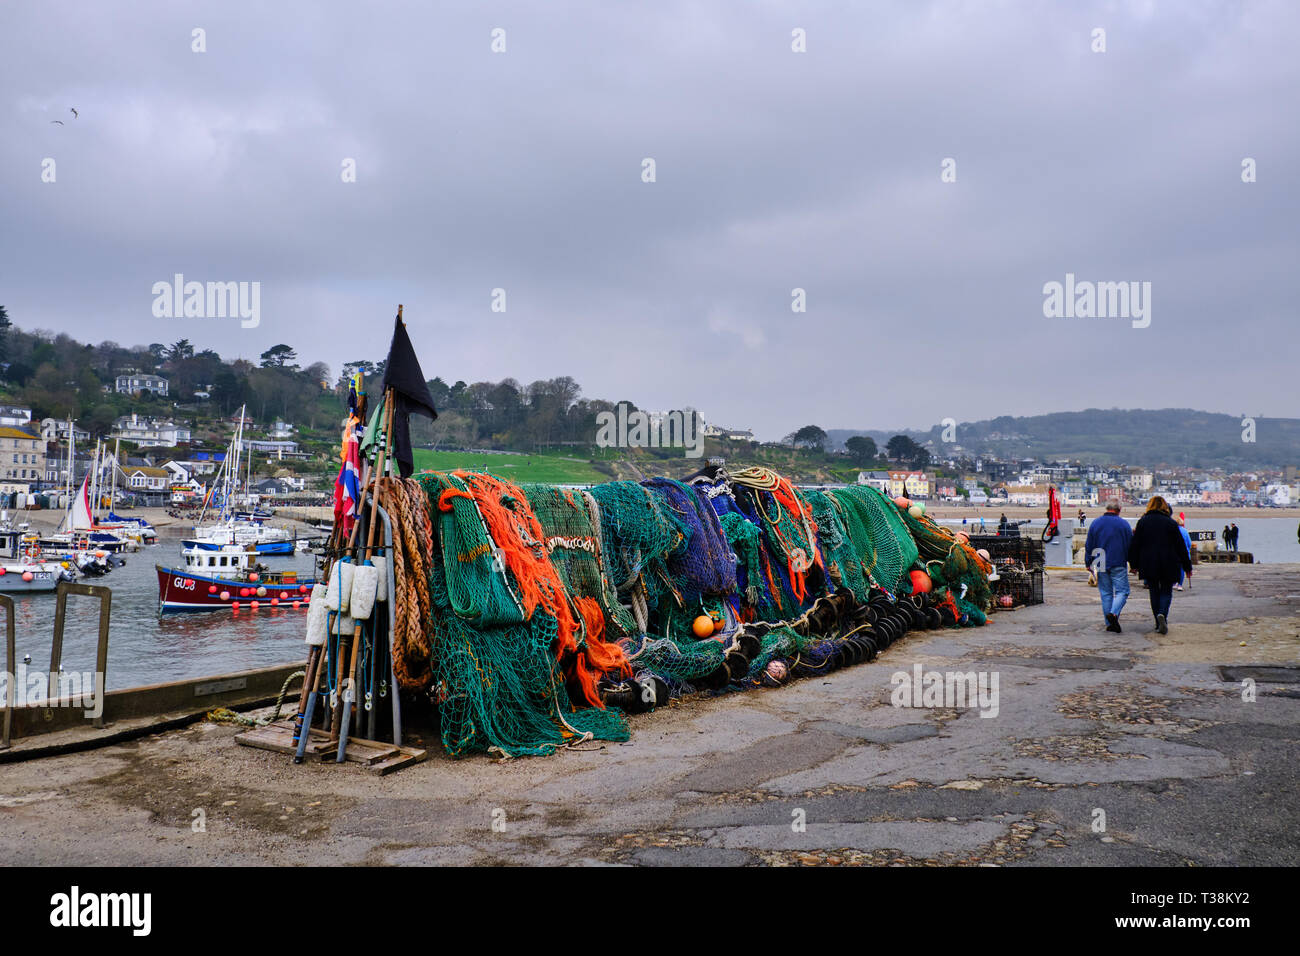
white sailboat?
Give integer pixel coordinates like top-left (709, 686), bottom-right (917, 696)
top-left (185, 407), bottom-right (295, 555)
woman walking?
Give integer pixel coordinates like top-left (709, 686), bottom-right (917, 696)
top-left (1129, 496), bottom-right (1192, 634)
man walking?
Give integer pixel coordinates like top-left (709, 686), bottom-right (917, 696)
top-left (1085, 500), bottom-right (1133, 633)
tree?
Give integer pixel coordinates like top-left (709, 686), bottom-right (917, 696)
top-left (85, 403), bottom-right (117, 438)
top-left (845, 435), bottom-right (878, 465)
top-left (303, 361), bottom-right (330, 388)
top-left (168, 339), bottom-right (194, 361)
top-left (0, 304), bottom-right (10, 362)
top-left (791, 424), bottom-right (828, 450)
top-left (259, 344), bottom-right (298, 368)
top-left (886, 434), bottom-right (920, 462)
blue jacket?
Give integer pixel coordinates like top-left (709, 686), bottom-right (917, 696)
top-left (1084, 512), bottom-right (1132, 573)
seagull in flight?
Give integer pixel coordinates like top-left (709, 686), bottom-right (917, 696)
top-left (70, 107), bottom-right (78, 118)
top-left (50, 119), bottom-right (63, 125)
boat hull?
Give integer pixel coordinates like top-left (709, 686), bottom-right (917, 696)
top-left (156, 565), bottom-right (315, 613)
top-left (0, 564), bottom-right (67, 592)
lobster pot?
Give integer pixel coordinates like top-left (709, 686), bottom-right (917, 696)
top-left (991, 567), bottom-right (1044, 609)
top-left (967, 535), bottom-right (1045, 570)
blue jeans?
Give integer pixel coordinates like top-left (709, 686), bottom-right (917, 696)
top-left (1148, 582), bottom-right (1173, 619)
top-left (1097, 566), bottom-right (1130, 620)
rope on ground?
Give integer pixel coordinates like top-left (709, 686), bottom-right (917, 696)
top-left (207, 670), bottom-right (305, 726)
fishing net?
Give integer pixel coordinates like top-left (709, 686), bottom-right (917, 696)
top-left (826, 485), bottom-right (919, 595)
top-left (416, 471), bottom-right (631, 757)
top-left (804, 490), bottom-right (871, 603)
top-left (521, 483), bottom-right (638, 640)
top-left (641, 477), bottom-right (737, 600)
top-left (730, 467), bottom-right (824, 608)
top-left (391, 465), bottom-right (989, 758)
top-left (892, 502), bottom-right (994, 612)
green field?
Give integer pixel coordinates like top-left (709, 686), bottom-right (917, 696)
top-left (411, 449), bottom-right (611, 484)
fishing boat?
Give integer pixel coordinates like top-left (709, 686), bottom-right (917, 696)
top-left (156, 543), bottom-right (315, 613)
top-left (182, 521), bottom-right (296, 555)
top-left (0, 531), bottom-right (77, 592)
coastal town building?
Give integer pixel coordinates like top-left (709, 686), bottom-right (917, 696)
top-left (701, 423), bottom-right (755, 442)
top-left (111, 414), bottom-right (192, 448)
top-left (0, 405), bottom-right (33, 428)
top-left (856, 470), bottom-right (892, 492)
top-left (39, 418), bottom-right (90, 443)
top-left (178, 451), bottom-right (226, 476)
top-left (115, 372), bottom-right (169, 397)
top-left (1005, 483), bottom-right (1049, 507)
top-left (0, 425), bottom-right (47, 488)
top-left (239, 438), bottom-right (305, 459)
top-left (887, 471), bottom-right (933, 499)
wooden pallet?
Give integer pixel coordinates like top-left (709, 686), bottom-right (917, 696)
top-left (235, 719), bottom-right (427, 774)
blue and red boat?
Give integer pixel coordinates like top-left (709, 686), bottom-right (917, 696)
top-left (157, 544), bottom-right (315, 614)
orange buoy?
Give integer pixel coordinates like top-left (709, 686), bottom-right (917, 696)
top-left (909, 569), bottom-right (932, 594)
top-left (711, 613), bottom-right (725, 634)
top-left (692, 615), bottom-right (715, 638)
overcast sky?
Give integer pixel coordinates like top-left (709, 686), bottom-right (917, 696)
top-left (2, 1), bottom-right (1296, 440)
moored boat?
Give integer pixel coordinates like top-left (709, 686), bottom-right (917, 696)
top-left (0, 531), bottom-right (77, 592)
top-left (156, 544), bottom-right (315, 613)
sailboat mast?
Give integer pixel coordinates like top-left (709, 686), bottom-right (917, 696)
top-left (90, 439), bottom-right (101, 525)
top-left (111, 437), bottom-right (119, 510)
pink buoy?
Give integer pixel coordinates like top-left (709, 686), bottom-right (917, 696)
top-left (279, 591), bottom-right (288, 600)
top-left (250, 601), bottom-right (260, 611)
top-left (22, 571), bottom-right (34, 582)
top-left (220, 590), bottom-right (231, 601)
top-left (249, 572), bottom-right (259, 582)
top-left (292, 601), bottom-right (301, 609)
top-left (0, 567), bottom-right (7, 576)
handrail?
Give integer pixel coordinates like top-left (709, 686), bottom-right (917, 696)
top-left (1, 595), bottom-right (14, 749)
top-left (49, 580), bottom-right (112, 729)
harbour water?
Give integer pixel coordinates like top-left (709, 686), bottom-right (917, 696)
top-left (4, 530), bottom-right (320, 691)
top-left (5, 518), bottom-right (1298, 694)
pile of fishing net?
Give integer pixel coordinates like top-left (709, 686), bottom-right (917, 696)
top-left (406, 467), bottom-right (993, 758)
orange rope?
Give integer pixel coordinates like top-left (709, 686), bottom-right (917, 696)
top-left (452, 471), bottom-right (630, 708)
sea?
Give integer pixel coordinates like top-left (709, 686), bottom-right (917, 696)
top-left (6, 518), bottom-right (1298, 693)
top-left (5, 529), bottom-right (321, 691)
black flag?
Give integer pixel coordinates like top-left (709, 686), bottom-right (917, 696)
top-left (380, 310), bottom-right (437, 477)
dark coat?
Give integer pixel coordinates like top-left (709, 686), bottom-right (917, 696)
top-left (1129, 511), bottom-right (1193, 587)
